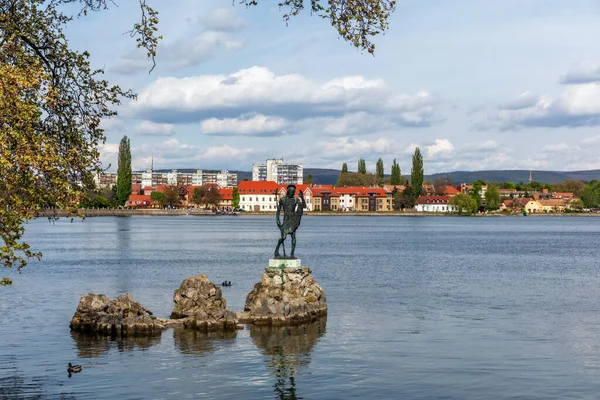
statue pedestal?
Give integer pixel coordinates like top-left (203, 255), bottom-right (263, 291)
top-left (268, 258), bottom-right (302, 268)
top-left (240, 265), bottom-right (327, 326)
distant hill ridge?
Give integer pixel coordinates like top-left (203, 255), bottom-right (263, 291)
top-left (147, 168), bottom-right (600, 185)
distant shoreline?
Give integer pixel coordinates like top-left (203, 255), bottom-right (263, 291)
top-left (44, 209), bottom-right (600, 218)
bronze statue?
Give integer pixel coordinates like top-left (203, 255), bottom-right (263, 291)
top-left (274, 184), bottom-right (306, 259)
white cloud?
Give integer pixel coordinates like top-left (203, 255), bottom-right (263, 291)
top-left (541, 143), bottom-right (580, 153)
top-left (134, 121), bottom-right (176, 136)
top-left (100, 118), bottom-right (125, 132)
top-left (160, 31), bottom-right (245, 69)
top-left (131, 66), bottom-right (441, 128)
top-left (581, 135), bottom-right (600, 145)
top-left (307, 137), bottom-right (394, 160)
top-left (559, 62), bottom-right (600, 84)
top-left (200, 114), bottom-right (288, 136)
top-left (475, 83), bottom-right (600, 130)
top-left (499, 91), bottom-right (541, 110)
top-left (426, 138), bottom-right (455, 159)
top-left (98, 143), bottom-right (119, 169)
top-left (130, 139), bottom-right (257, 170)
top-left (201, 8), bottom-right (248, 32)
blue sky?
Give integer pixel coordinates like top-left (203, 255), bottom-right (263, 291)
top-left (67, 0), bottom-right (600, 174)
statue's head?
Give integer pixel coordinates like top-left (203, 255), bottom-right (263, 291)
top-left (286, 184), bottom-right (296, 197)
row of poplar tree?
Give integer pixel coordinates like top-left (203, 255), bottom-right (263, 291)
top-left (336, 147), bottom-right (425, 208)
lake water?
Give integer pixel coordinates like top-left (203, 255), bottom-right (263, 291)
top-left (2, 215), bottom-right (600, 399)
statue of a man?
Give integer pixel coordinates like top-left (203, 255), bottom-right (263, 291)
top-left (274, 184), bottom-right (306, 258)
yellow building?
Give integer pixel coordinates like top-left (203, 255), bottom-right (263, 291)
top-left (523, 200), bottom-right (542, 213)
top-left (538, 199), bottom-right (567, 213)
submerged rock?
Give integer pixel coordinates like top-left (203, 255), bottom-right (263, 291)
top-left (70, 293), bottom-right (163, 337)
top-left (242, 267), bottom-right (327, 326)
top-left (170, 274), bottom-right (238, 331)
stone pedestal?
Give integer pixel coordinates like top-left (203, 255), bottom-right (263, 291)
top-left (268, 258), bottom-right (302, 268)
top-left (171, 274), bottom-right (238, 331)
top-left (240, 265), bottom-right (327, 326)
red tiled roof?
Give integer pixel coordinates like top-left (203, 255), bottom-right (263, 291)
top-left (132, 184), bottom-right (141, 193)
top-left (415, 195), bottom-right (452, 204)
top-left (445, 186), bottom-right (459, 195)
top-left (539, 199), bottom-right (568, 207)
top-left (238, 180), bottom-right (279, 194)
top-left (219, 188), bottom-right (233, 200)
top-left (552, 192), bottom-right (574, 199)
top-left (126, 194), bottom-right (152, 207)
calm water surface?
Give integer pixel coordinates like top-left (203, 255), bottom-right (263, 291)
top-left (2, 215), bottom-right (600, 399)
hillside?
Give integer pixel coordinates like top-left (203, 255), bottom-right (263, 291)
top-left (150, 168), bottom-right (600, 185)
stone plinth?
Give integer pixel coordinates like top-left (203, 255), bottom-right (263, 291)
top-left (268, 258), bottom-right (302, 268)
top-left (70, 293), bottom-right (164, 337)
top-left (241, 266), bottom-right (327, 326)
top-left (171, 274), bottom-right (238, 331)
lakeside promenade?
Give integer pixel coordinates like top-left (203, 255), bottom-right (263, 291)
top-left (47, 209), bottom-right (600, 218)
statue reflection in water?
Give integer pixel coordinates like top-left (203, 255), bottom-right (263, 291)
top-left (250, 318), bottom-right (327, 400)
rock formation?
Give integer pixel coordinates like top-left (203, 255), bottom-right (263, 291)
top-left (170, 274), bottom-right (238, 331)
top-left (70, 293), bottom-right (164, 337)
top-left (241, 267), bottom-right (327, 326)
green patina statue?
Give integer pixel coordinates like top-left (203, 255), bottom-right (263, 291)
top-left (274, 184), bottom-right (307, 259)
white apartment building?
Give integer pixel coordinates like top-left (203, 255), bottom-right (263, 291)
top-left (102, 169), bottom-right (238, 190)
top-left (252, 158), bottom-right (303, 185)
top-left (414, 196), bottom-right (457, 213)
top-left (238, 181), bottom-right (279, 212)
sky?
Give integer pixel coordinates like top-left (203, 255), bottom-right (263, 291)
top-left (66, 0), bottom-right (600, 174)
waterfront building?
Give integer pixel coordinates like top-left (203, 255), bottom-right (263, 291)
top-left (125, 194), bottom-right (152, 208)
top-left (414, 196), bottom-right (457, 213)
top-left (97, 169), bottom-right (238, 191)
top-left (252, 158), bottom-right (303, 185)
top-left (93, 172), bottom-right (117, 188)
top-left (311, 186), bottom-right (390, 212)
top-left (238, 180), bottom-right (279, 212)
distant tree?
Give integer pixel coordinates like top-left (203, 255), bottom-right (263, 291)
top-left (554, 180), bottom-right (585, 196)
top-left (336, 172), bottom-right (379, 187)
top-left (357, 158), bottom-right (367, 174)
top-left (390, 159), bottom-right (401, 185)
top-left (581, 183), bottom-right (600, 208)
top-left (410, 147), bottom-right (424, 200)
top-left (485, 184), bottom-right (501, 211)
top-left (150, 191), bottom-right (167, 207)
top-left (341, 163), bottom-right (348, 174)
top-left (116, 135), bottom-right (132, 206)
top-left (468, 181), bottom-right (483, 209)
top-left (204, 186), bottom-right (222, 208)
top-left (305, 173), bottom-right (314, 185)
top-left (394, 185), bottom-right (415, 210)
top-left (192, 187), bottom-right (207, 207)
top-left (529, 181), bottom-right (542, 191)
top-left (450, 193), bottom-right (477, 215)
top-left (433, 178), bottom-right (447, 195)
top-left (163, 186), bottom-right (181, 207)
top-left (376, 158), bottom-right (384, 184)
top-left (569, 198), bottom-right (585, 210)
top-left (502, 182), bottom-right (515, 189)
top-left (543, 183), bottom-right (554, 192)
top-left (79, 190), bottom-right (109, 209)
top-left (232, 187), bottom-right (240, 209)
